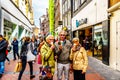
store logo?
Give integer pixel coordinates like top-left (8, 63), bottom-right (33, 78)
top-left (76, 18), bottom-right (87, 27)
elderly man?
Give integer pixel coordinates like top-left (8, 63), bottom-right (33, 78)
top-left (0, 34), bottom-right (8, 78)
top-left (40, 35), bottom-right (55, 75)
top-left (55, 30), bottom-right (72, 80)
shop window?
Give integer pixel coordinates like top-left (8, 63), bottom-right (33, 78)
top-left (18, 26), bottom-right (24, 38)
top-left (4, 19), bottom-right (17, 42)
top-left (95, 32), bottom-right (101, 37)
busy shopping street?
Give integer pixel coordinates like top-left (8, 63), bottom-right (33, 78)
top-left (0, 52), bottom-right (119, 80)
top-left (0, 54), bottom-right (105, 80)
top-left (0, 0), bottom-right (120, 80)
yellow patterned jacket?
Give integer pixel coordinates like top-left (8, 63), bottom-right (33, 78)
top-left (40, 42), bottom-right (55, 74)
top-left (70, 47), bottom-right (88, 72)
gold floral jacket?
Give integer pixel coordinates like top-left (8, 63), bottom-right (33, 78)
top-left (70, 47), bottom-right (88, 72)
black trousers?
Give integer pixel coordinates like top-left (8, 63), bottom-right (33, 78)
top-left (74, 70), bottom-right (85, 80)
top-left (13, 51), bottom-right (19, 60)
top-left (6, 57), bottom-right (10, 62)
top-left (18, 56), bottom-right (33, 80)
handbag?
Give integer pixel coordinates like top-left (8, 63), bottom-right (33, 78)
top-left (27, 50), bottom-right (36, 62)
top-left (33, 48), bottom-right (37, 56)
top-left (14, 62), bottom-right (22, 72)
top-left (37, 54), bottom-right (42, 64)
top-left (7, 46), bottom-right (12, 52)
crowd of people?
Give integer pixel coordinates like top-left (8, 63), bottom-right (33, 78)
top-left (0, 30), bottom-right (88, 80)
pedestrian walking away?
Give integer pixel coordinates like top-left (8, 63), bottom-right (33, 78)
top-left (18, 36), bottom-right (35, 80)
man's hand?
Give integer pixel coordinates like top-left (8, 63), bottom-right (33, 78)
top-left (59, 45), bottom-right (62, 50)
top-left (55, 55), bottom-right (58, 60)
top-left (18, 59), bottom-right (21, 62)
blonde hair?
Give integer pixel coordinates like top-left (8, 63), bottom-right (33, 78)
top-left (46, 35), bottom-right (54, 42)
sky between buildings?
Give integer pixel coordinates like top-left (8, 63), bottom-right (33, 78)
top-left (32, 0), bottom-right (49, 27)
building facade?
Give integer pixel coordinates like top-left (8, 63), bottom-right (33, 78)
top-left (62, 0), bottom-right (72, 40)
top-left (0, 0), bottom-right (34, 43)
top-left (40, 9), bottom-right (49, 37)
top-left (72, 0), bottom-right (109, 64)
top-left (55, 0), bottom-right (60, 29)
top-left (108, 0), bottom-right (120, 71)
top-left (32, 26), bottom-right (40, 36)
top-left (54, 0), bottom-right (63, 38)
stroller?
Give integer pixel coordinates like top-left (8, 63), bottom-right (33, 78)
top-left (39, 66), bottom-right (53, 80)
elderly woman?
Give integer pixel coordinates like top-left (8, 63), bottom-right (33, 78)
top-left (40, 35), bottom-right (55, 75)
top-left (70, 37), bottom-right (88, 80)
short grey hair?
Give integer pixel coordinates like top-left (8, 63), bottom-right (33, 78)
top-left (59, 30), bottom-right (67, 36)
top-left (72, 37), bottom-right (79, 43)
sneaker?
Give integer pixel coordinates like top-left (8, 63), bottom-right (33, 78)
top-left (0, 74), bottom-right (2, 78)
top-left (30, 75), bottom-right (35, 79)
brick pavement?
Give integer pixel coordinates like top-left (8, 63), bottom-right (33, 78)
top-left (0, 59), bottom-right (105, 80)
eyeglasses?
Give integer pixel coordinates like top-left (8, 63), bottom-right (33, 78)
top-left (49, 39), bottom-right (54, 40)
top-left (60, 34), bottom-right (65, 36)
top-left (73, 40), bottom-right (78, 42)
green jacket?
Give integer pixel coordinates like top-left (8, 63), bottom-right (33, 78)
top-left (40, 42), bottom-right (55, 74)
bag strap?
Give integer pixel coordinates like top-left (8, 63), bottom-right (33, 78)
top-left (30, 42), bottom-right (33, 51)
top-left (74, 48), bottom-right (84, 61)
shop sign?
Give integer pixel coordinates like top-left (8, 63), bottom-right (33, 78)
top-left (76, 18), bottom-right (87, 27)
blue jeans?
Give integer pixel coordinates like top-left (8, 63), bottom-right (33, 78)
top-left (0, 61), bottom-right (5, 74)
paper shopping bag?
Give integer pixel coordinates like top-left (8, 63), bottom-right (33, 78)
top-left (14, 62), bottom-right (22, 72)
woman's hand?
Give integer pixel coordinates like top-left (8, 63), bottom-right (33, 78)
top-left (18, 59), bottom-right (22, 62)
top-left (82, 71), bottom-right (85, 74)
top-left (72, 46), bottom-right (76, 52)
top-left (50, 45), bottom-right (55, 50)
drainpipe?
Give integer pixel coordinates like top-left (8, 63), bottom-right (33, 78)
top-left (107, 0), bottom-right (110, 65)
top-left (0, 0), bottom-right (1, 33)
top-left (71, 0), bottom-right (73, 39)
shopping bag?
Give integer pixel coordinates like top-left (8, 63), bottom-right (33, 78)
top-left (69, 64), bottom-right (73, 73)
top-left (37, 54), bottom-right (42, 64)
top-left (27, 51), bottom-right (36, 62)
top-left (14, 62), bottom-right (22, 72)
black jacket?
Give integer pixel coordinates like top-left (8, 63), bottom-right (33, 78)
top-left (0, 39), bottom-right (8, 62)
top-left (20, 41), bottom-right (28, 58)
